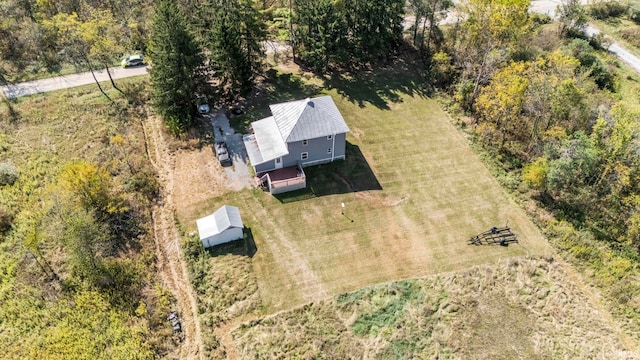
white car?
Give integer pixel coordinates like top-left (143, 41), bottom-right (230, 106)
top-left (198, 103), bottom-right (210, 114)
top-left (121, 55), bottom-right (144, 68)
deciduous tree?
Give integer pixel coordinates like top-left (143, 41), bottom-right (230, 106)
top-left (453, 0), bottom-right (532, 110)
top-left (557, 0), bottom-right (588, 37)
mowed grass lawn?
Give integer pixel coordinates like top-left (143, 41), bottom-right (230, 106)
top-left (180, 71), bottom-right (553, 312)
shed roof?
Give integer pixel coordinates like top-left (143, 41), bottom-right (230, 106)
top-left (270, 96), bottom-right (350, 142)
top-left (196, 205), bottom-right (243, 240)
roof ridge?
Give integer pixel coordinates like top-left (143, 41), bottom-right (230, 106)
top-left (285, 97), bottom-right (345, 141)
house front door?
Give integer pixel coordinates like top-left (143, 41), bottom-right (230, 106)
top-left (275, 157), bottom-right (283, 169)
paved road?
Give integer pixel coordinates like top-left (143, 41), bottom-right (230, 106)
top-left (530, 0), bottom-right (640, 73)
top-left (584, 25), bottom-right (640, 73)
top-left (0, 65), bottom-right (148, 99)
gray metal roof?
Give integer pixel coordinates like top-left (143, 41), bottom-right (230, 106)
top-left (269, 96), bottom-right (350, 143)
top-left (196, 205), bottom-right (243, 240)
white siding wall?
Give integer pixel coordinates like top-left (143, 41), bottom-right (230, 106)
top-left (202, 227), bottom-right (244, 248)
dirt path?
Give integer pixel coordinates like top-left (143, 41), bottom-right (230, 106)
top-left (141, 115), bottom-right (204, 359)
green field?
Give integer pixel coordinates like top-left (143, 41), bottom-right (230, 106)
top-left (180, 69), bottom-right (553, 312)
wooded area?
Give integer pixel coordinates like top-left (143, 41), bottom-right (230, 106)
top-left (1, 0), bottom-right (639, 358)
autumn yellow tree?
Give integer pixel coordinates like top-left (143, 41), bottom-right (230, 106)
top-left (475, 51), bottom-right (592, 159)
top-left (475, 61), bottom-right (529, 150)
top-left (454, 0), bottom-right (532, 110)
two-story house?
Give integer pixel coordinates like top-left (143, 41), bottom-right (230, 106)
top-left (243, 96), bottom-right (350, 194)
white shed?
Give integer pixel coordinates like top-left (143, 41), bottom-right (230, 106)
top-left (196, 205), bottom-right (244, 248)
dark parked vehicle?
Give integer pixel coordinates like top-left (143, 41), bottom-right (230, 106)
top-left (167, 311), bottom-right (182, 334)
top-left (215, 142), bottom-right (232, 166)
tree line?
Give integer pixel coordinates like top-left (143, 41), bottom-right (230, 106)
top-left (447, 0), bottom-right (639, 250)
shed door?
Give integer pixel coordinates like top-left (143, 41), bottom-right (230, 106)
top-left (275, 157), bottom-right (283, 169)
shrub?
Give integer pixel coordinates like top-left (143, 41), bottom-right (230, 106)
top-left (589, 32), bottom-right (612, 51)
top-left (630, 7), bottom-right (640, 23)
top-left (0, 161), bottom-right (18, 186)
top-left (429, 51), bottom-right (456, 88)
top-left (0, 206), bottom-right (14, 233)
top-left (590, 1), bottom-right (628, 19)
top-left (531, 13), bottom-right (552, 25)
top-left (619, 27), bottom-right (640, 48)
top-left (125, 170), bottom-right (160, 201)
top-left (589, 60), bottom-right (618, 91)
top-left (522, 158), bottom-right (549, 190)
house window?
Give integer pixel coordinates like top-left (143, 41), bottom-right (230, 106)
top-left (301, 152), bottom-right (309, 160)
top-left (327, 134), bottom-right (333, 140)
top-left (302, 139), bottom-right (308, 146)
top-left (327, 148), bottom-right (332, 154)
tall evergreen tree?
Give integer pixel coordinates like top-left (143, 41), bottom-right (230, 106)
top-left (148, 0), bottom-right (209, 134)
top-left (293, 0), bottom-right (347, 73)
top-left (344, 0), bottom-right (404, 63)
top-left (205, 0), bottom-right (266, 96)
top-left (291, 0), bottom-right (403, 72)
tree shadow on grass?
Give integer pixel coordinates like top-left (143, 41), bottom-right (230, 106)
top-left (274, 142), bottom-right (381, 203)
top-left (228, 69), bottom-right (323, 133)
top-left (205, 227), bottom-right (257, 258)
top-left (323, 61), bottom-right (430, 110)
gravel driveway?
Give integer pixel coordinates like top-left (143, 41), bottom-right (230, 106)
top-left (209, 112), bottom-right (254, 191)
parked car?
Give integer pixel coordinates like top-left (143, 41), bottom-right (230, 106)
top-left (121, 55), bottom-right (144, 68)
top-left (214, 142), bottom-right (232, 166)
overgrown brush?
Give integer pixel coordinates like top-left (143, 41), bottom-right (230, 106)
top-left (234, 257), bottom-right (636, 358)
top-left (183, 234), bottom-right (261, 358)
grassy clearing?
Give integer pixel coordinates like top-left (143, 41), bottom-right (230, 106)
top-left (614, 57), bottom-right (640, 112)
top-left (180, 67), bottom-right (552, 313)
top-left (233, 257), bottom-right (635, 359)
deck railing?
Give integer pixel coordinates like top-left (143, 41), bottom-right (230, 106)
top-left (269, 175), bottom-right (306, 189)
top-left (264, 164), bottom-right (306, 193)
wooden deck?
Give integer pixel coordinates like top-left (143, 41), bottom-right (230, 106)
top-left (258, 165), bottom-right (306, 194)
top-left (266, 166), bottom-right (301, 182)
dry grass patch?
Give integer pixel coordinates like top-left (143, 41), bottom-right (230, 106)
top-left (172, 148), bottom-right (226, 217)
top-left (233, 257), bottom-right (637, 359)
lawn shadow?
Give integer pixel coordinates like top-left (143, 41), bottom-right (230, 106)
top-left (205, 227), bottom-right (257, 258)
top-left (229, 69), bottom-right (323, 133)
top-left (274, 142), bottom-right (381, 203)
top-left (323, 61), bottom-right (430, 110)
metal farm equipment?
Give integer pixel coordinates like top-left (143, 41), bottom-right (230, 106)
top-left (468, 224), bottom-right (518, 246)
